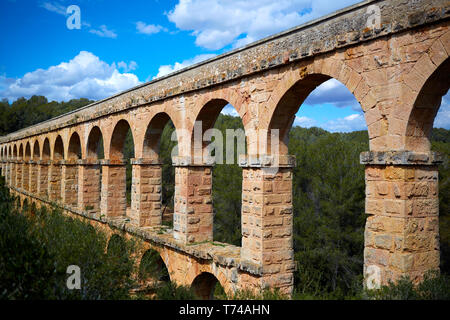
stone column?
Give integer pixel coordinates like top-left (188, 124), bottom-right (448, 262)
top-left (100, 159), bottom-right (127, 219)
top-left (29, 160), bottom-right (38, 194)
top-left (130, 158), bottom-right (163, 227)
top-left (16, 160), bottom-right (23, 189)
top-left (361, 151), bottom-right (442, 288)
top-left (1, 160), bottom-right (4, 177)
top-left (239, 154), bottom-right (296, 296)
top-left (37, 160), bottom-right (50, 199)
top-left (10, 160), bottom-right (16, 187)
top-left (78, 159), bottom-right (101, 213)
top-left (173, 157), bottom-right (213, 244)
top-left (49, 160), bottom-right (62, 203)
top-left (4, 160), bottom-right (9, 184)
top-left (61, 160), bottom-right (79, 207)
top-left (22, 161), bottom-right (30, 191)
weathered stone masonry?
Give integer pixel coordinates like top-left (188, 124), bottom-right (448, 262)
top-left (0, 0), bottom-right (449, 297)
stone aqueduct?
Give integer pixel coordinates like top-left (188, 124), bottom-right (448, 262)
top-left (0, 0), bottom-right (449, 298)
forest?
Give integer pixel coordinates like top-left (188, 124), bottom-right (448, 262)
top-left (0, 96), bottom-right (449, 299)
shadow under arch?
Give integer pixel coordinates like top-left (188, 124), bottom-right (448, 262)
top-left (142, 112), bottom-right (178, 161)
top-left (109, 119), bottom-right (134, 161)
top-left (191, 272), bottom-right (226, 300)
top-left (25, 141), bottom-right (31, 160)
top-left (42, 138), bottom-right (51, 160)
top-left (405, 57), bottom-right (450, 152)
top-left (138, 248), bottom-right (170, 283)
top-left (53, 135), bottom-right (64, 160)
top-left (86, 126), bottom-right (104, 160)
top-left (107, 234), bottom-right (129, 260)
top-left (32, 140), bottom-right (40, 160)
top-left (67, 132), bottom-right (82, 160)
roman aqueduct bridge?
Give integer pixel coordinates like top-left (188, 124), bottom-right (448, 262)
top-left (0, 0), bottom-right (449, 298)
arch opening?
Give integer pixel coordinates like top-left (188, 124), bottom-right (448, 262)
top-left (49, 136), bottom-right (64, 202)
top-left (138, 249), bottom-right (170, 283)
top-left (87, 126), bottom-right (104, 160)
top-left (191, 272), bottom-right (223, 300)
top-left (53, 136), bottom-right (64, 160)
top-left (83, 126), bottom-right (104, 213)
top-left (68, 132), bottom-right (82, 160)
top-left (107, 234), bottom-right (129, 261)
top-left (141, 113), bottom-right (178, 227)
top-left (405, 57), bottom-right (450, 152)
top-left (108, 119), bottom-right (135, 217)
top-left (33, 141), bottom-right (40, 160)
top-left (64, 132), bottom-right (82, 207)
top-left (191, 100), bottom-right (246, 246)
top-left (267, 74), bottom-right (368, 297)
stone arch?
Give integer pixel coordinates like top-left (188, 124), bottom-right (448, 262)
top-left (403, 41), bottom-right (450, 152)
top-left (142, 112), bottom-right (177, 161)
top-left (109, 119), bottom-right (135, 160)
top-left (53, 135), bottom-right (64, 160)
top-left (8, 145), bottom-right (12, 159)
top-left (32, 140), bottom-right (40, 160)
top-left (190, 271), bottom-right (227, 300)
top-left (42, 138), bottom-right (51, 160)
top-left (86, 126), bottom-right (104, 160)
top-left (67, 132), bottom-right (82, 160)
top-left (264, 58), bottom-right (370, 154)
top-left (13, 144), bottom-right (17, 158)
top-left (189, 98), bottom-right (247, 161)
top-left (107, 234), bottom-right (129, 261)
top-left (138, 248), bottom-right (171, 283)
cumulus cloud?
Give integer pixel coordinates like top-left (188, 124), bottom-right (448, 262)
top-left (153, 53), bottom-right (216, 79)
top-left (136, 21), bottom-right (168, 35)
top-left (304, 79), bottom-right (361, 111)
top-left (89, 25), bottom-right (117, 38)
top-left (321, 113), bottom-right (367, 132)
top-left (293, 116), bottom-right (316, 128)
top-left (220, 104), bottom-right (239, 116)
top-left (0, 51), bottom-right (141, 102)
top-left (167, 0), bottom-right (360, 50)
top-left (117, 61), bottom-right (138, 73)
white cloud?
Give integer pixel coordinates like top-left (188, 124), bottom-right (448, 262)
top-left (322, 113), bottom-right (367, 132)
top-left (136, 21), bottom-right (168, 35)
top-left (89, 25), bottom-right (117, 38)
top-left (117, 61), bottom-right (138, 73)
top-left (167, 0), bottom-right (360, 50)
top-left (304, 78), bottom-right (361, 111)
top-left (40, 1), bottom-right (67, 15)
top-left (153, 53), bottom-right (216, 79)
top-left (293, 116), bottom-right (316, 128)
top-left (0, 51), bottom-right (141, 102)
top-left (220, 104), bottom-right (239, 116)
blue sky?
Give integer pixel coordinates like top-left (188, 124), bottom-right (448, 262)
top-left (0, 0), bottom-right (448, 132)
